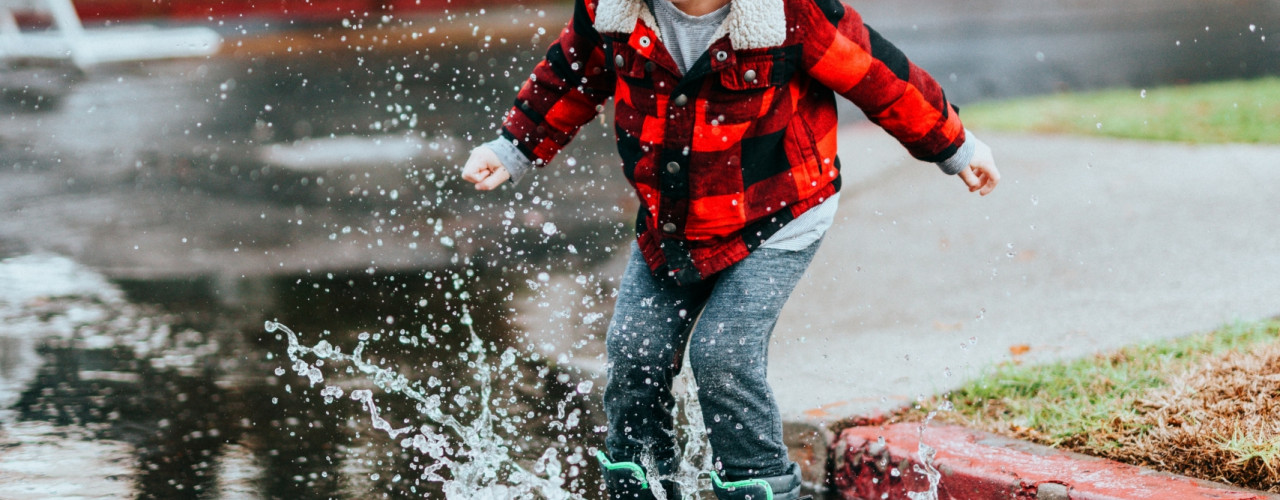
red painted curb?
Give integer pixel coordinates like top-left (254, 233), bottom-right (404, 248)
top-left (831, 423), bottom-right (1279, 500)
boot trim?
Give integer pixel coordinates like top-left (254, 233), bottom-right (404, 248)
top-left (710, 471), bottom-right (773, 500)
top-left (597, 450), bottom-right (650, 490)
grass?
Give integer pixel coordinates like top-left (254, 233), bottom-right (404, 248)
top-left (962, 77), bottom-right (1280, 144)
top-left (897, 319), bottom-right (1280, 492)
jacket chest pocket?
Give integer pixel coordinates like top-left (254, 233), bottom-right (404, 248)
top-left (702, 56), bottom-right (777, 124)
top-left (611, 43), bottom-right (662, 117)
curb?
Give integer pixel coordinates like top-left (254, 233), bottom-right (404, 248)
top-left (831, 423), bottom-right (1279, 500)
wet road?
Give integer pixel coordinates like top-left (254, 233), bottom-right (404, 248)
top-left (0, 0), bottom-right (1278, 498)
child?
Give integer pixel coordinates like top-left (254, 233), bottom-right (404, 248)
top-left (462, 0), bottom-right (999, 498)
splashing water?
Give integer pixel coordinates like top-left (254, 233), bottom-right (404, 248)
top-left (267, 313), bottom-right (576, 499)
top-left (906, 401), bottom-right (952, 500)
top-left (669, 370), bottom-right (716, 497)
top-left (598, 369), bottom-right (715, 499)
top-left (269, 307), bottom-right (721, 499)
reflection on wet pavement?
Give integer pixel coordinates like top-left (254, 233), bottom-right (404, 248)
top-left (0, 254), bottom-right (611, 498)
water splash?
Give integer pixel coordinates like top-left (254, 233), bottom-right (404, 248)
top-left (269, 312), bottom-right (575, 499)
top-left (906, 400), bottom-right (952, 500)
top-left (670, 370), bottom-right (715, 497)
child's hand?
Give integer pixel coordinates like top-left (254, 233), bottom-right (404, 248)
top-left (958, 140), bottom-right (999, 196)
top-left (461, 146), bottom-right (511, 191)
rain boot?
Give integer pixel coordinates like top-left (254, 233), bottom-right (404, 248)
top-left (709, 462), bottom-right (810, 500)
top-left (597, 451), bottom-right (682, 500)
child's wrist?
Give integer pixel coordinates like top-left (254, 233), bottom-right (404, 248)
top-left (482, 136), bottom-right (534, 184)
top-left (936, 130), bottom-right (981, 175)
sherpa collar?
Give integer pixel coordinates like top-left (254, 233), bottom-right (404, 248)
top-left (594, 0), bottom-right (787, 50)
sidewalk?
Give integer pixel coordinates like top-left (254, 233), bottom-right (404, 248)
top-left (771, 124), bottom-right (1280, 424)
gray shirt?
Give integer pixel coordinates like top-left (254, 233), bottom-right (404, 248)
top-left (651, 0), bottom-right (729, 75)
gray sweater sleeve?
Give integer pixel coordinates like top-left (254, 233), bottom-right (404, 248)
top-left (935, 129), bottom-right (983, 175)
top-left (481, 137), bottom-right (535, 184)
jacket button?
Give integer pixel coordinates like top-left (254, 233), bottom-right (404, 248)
top-left (615, 54), bottom-right (625, 68)
top-left (743, 69), bottom-right (757, 83)
top-left (665, 161), bottom-right (681, 174)
top-left (662, 222), bottom-right (678, 233)
top-left (715, 50), bottom-right (728, 62)
top-left (672, 94), bottom-right (688, 106)
top-left (639, 36), bottom-right (651, 47)
top-left (644, 61), bottom-right (655, 72)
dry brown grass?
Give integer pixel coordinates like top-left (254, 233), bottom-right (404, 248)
top-left (1098, 342), bottom-right (1280, 491)
top-left (888, 322), bottom-right (1280, 493)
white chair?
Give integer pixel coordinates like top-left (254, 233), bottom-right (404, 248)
top-left (0, 0), bottom-right (222, 68)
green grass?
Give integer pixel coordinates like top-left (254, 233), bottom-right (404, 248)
top-left (1219, 430), bottom-right (1280, 467)
top-left (963, 77), bottom-right (1280, 144)
top-left (924, 320), bottom-right (1280, 451)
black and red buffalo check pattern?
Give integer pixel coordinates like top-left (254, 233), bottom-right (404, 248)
top-left (500, 0), bottom-right (966, 285)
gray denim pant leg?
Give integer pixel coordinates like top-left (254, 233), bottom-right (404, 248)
top-left (602, 239), bottom-right (821, 480)
top-left (601, 243), bottom-right (708, 474)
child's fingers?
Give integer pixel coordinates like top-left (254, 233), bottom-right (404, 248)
top-left (461, 146), bottom-right (502, 183)
top-left (474, 168), bottom-right (510, 191)
top-left (976, 165), bottom-right (1000, 196)
top-left (958, 167), bottom-right (981, 192)
top-left (460, 157), bottom-right (488, 184)
top-left (462, 168), bottom-right (488, 185)
top-left (981, 165), bottom-right (1001, 185)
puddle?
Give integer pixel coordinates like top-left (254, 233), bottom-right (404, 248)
top-left (0, 253), bottom-right (616, 498)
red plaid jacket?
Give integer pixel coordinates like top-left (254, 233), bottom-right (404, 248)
top-left (500, 0), bottom-right (967, 285)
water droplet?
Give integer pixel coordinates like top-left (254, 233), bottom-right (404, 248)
top-left (264, 321), bottom-right (278, 332)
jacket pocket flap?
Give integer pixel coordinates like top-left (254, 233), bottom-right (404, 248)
top-left (719, 58), bottom-right (773, 91)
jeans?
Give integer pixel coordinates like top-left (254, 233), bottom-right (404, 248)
top-left (602, 239), bottom-right (821, 480)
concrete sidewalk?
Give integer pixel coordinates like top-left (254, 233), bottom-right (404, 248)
top-left (770, 124), bottom-right (1280, 424)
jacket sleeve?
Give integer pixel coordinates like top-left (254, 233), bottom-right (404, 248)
top-left (798, 0), bottom-right (966, 167)
top-left (499, 0), bottom-right (616, 167)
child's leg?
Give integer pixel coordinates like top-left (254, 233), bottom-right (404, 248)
top-left (602, 243), bottom-right (713, 474)
top-left (686, 241), bottom-right (821, 483)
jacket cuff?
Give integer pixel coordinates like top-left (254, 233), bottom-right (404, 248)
top-left (935, 130), bottom-right (980, 175)
top-left (482, 136), bottom-right (534, 184)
